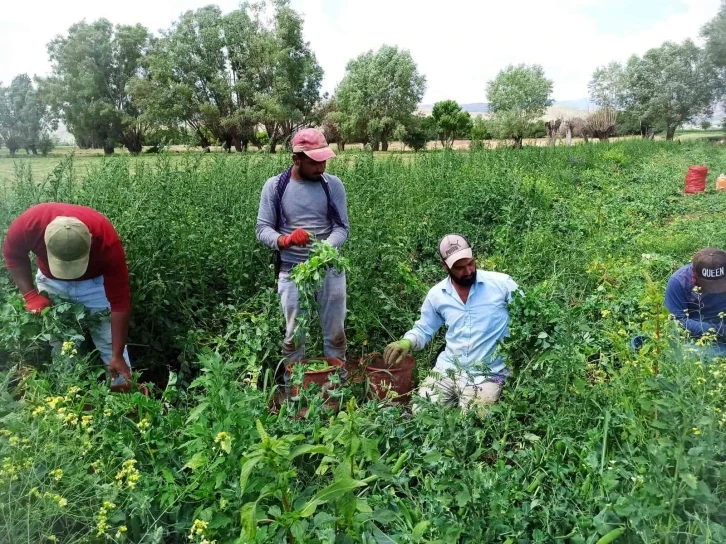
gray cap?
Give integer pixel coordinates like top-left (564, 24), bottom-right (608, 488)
top-left (693, 248), bottom-right (726, 294)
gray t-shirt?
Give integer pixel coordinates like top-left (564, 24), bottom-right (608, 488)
top-left (255, 173), bottom-right (350, 267)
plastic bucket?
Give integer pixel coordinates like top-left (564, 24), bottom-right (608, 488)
top-left (364, 353), bottom-right (415, 404)
top-left (287, 357), bottom-right (344, 396)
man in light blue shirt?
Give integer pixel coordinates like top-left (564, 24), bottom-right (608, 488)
top-left (383, 234), bottom-right (520, 410)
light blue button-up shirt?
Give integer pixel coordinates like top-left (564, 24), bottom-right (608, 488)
top-left (404, 270), bottom-right (519, 380)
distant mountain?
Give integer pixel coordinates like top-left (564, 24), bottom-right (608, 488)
top-left (418, 98), bottom-right (591, 116)
top-left (553, 98), bottom-right (592, 111)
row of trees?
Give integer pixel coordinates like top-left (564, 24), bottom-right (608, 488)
top-left (5, 0), bottom-right (726, 155)
top-left (587, 2), bottom-right (726, 140)
top-left (0, 75), bottom-right (56, 156)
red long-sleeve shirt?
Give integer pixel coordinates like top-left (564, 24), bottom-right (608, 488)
top-left (2, 203), bottom-right (131, 312)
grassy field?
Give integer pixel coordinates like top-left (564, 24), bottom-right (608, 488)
top-left (1, 141), bottom-right (725, 542)
top-left (2, 128), bottom-right (721, 184)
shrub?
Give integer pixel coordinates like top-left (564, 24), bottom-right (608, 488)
top-left (38, 133), bottom-right (55, 156)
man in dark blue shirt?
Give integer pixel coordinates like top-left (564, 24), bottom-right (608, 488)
top-left (663, 247), bottom-right (726, 356)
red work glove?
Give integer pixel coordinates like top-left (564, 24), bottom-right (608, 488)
top-left (23, 289), bottom-right (51, 314)
top-left (278, 228), bottom-right (310, 249)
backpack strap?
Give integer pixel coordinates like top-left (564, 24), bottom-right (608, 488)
top-left (319, 173), bottom-right (345, 229)
top-left (274, 166), bottom-right (294, 230)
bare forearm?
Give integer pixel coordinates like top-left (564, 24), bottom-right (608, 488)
top-left (8, 267), bottom-right (35, 295)
top-left (110, 311), bottom-right (131, 358)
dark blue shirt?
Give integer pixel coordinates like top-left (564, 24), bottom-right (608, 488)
top-left (664, 264), bottom-right (726, 338)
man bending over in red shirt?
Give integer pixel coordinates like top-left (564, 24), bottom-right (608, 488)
top-left (3, 203), bottom-right (132, 390)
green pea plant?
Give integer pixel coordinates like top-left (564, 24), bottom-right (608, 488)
top-left (289, 239), bottom-right (350, 351)
top-left (287, 240), bottom-right (350, 402)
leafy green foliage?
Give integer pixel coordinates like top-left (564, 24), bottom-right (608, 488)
top-left (290, 240), bottom-right (350, 347)
top-left (486, 64), bottom-right (553, 147)
top-left (335, 45), bottom-right (426, 150)
top-left (0, 75), bottom-right (55, 157)
top-left (40, 19), bottom-right (149, 154)
top-left (589, 61), bottom-right (627, 110)
top-left (399, 113), bottom-right (434, 151)
top-left (623, 40), bottom-right (716, 140)
top-left (592, 40), bottom-right (717, 140)
top-left (430, 100), bottom-right (472, 148)
top-left (2, 142), bottom-right (726, 542)
top-left (132, 1), bottom-right (321, 154)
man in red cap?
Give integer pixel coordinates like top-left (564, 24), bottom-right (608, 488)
top-left (256, 128), bottom-right (350, 373)
top-left (3, 203), bottom-right (133, 390)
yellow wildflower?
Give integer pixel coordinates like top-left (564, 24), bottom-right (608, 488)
top-left (0, 430), bottom-right (11, 437)
top-left (45, 396), bottom-right (64, 410)
top-left (692, 427), bottom-right (701, 436)
top-left (47, 536), bottom-right (58, 542)
top-left (96, 501), bottom-right (116, 536)
top-left (9, 436), bottom-right (19, 446)
top-left (50, 468), bottom-right (63, 481)
top-left (61, 341), bottom-right (75, 356)
top-left (116, 526), bottom-right (128, 539)
top-left (115, 459), bottom-right (140, 490)
top-left (67, 386), bottom-right (81, 396)
top-left (189, 519), bottom-right (209, 539)
top-left (43, 492), bottom-right (67, 508)
top-left (81, 415), bottom-right (93, 428)
top-left (214, 432), bottom-right (232, 454)
top-left (136, 417), bottom-right (151, 432)
top-left (104, 408), bottom-right (112, 417)
top-left (32, 405), bottom-right (46, 416)
top-left (617, 329), bottom-right (626, 336)
top-left (601, 309), bottom-right (611, 317)
top-left (63, 413), bottom-right (78, 426)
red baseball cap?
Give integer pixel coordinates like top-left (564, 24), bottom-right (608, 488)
top-left (291, 128), bottom-right (336, 162)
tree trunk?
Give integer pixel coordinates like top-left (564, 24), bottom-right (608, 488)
top-left (233, 136), bottom-right (242, 152)
top-left (666, 124), bottom-right (676, 141)
top-left (582, 134), bottom-right (589, 144)
top-left (513, 136), bottom-right (523, 149)
top-left (269, 138), bottom-right (278, 154)
top-left (371, 141), bottom-right (380, 152)
top-left (103, 147), bottom-right (114, 155)
top-left (338, 140), bottom-right (345, 152)
top-left (124, 140), bottom-right (142, 154)
top-left (381, 137), bottom-right (389, 152)
top-left (566, 127), bottom-right (572, 146)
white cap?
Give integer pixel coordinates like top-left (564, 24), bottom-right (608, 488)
top-left (438, 234), bottom-right (472, 268)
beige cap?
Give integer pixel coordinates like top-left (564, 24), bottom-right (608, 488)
top-left (44, 216), bottom-right (91, 279)
top-left (439, 234), bottom-right (473, 268)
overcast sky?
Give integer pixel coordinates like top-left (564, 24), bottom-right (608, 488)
top-left (0, 0), bottom-right (721, 104)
